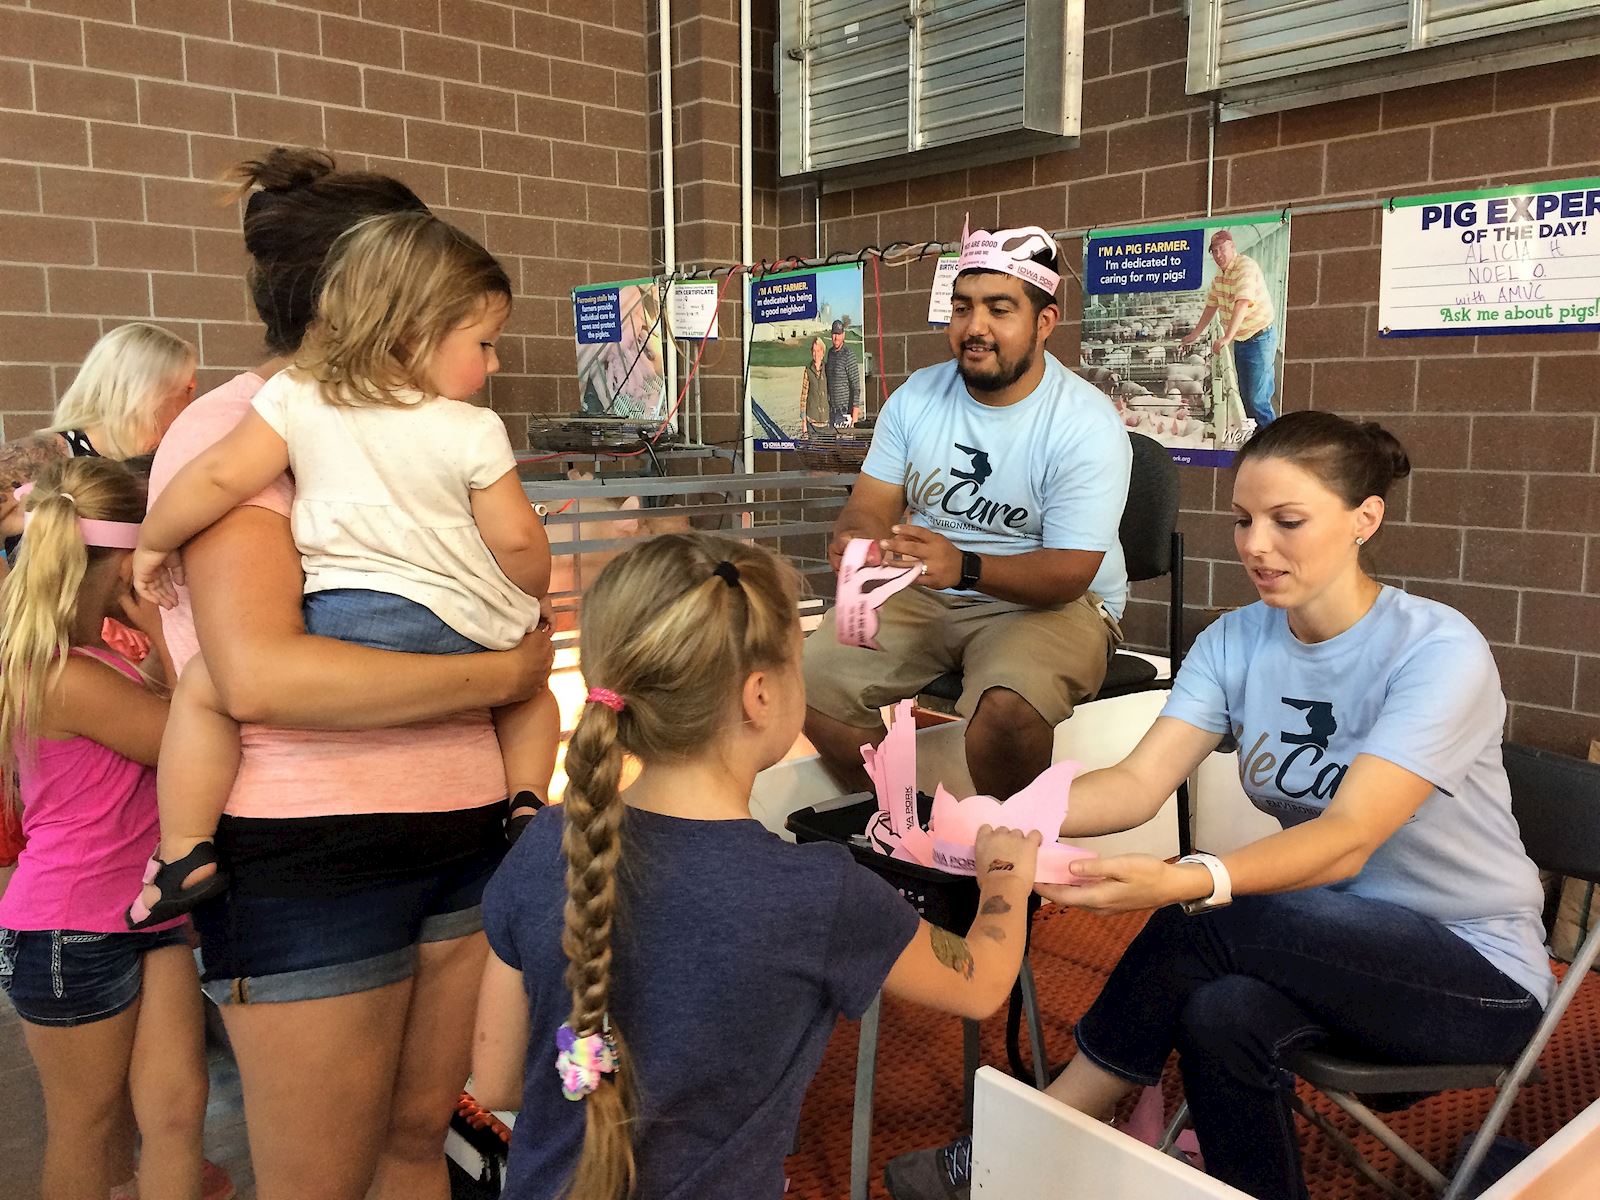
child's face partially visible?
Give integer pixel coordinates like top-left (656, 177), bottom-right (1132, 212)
top-left (424, 294), bottom-right (509, 401)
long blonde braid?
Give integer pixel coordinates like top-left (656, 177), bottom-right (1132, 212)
top-left (557, 532), bottom-right (799, 1200)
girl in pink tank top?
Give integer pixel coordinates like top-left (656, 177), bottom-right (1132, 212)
top-left (0, 458), bottom-right (211, 1200)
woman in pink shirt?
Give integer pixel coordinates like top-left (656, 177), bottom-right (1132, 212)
top-left (151, 149), bottom-right (553, 1200)
top-left (0, 458), bottom-right (207, 1200)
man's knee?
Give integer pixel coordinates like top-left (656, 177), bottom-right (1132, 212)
top-left (968, 687), bottom-right (1050, 742)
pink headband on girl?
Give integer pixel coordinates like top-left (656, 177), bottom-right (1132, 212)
top-left (862, 699), bottom-right (1098, 885)
top-left (956, 214), bottom-right (1062, 297)
top-left (835, 538), bottom-right (922, 651)
top-left (14, 482), bottom-right (142, 550)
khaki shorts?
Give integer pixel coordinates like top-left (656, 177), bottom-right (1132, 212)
top-left (803, 585), bottom-right (1121, 728)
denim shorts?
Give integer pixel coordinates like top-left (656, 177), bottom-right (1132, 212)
top-left (191, 837), bottom-right (504, 1006)
top-left (0, 925), bottom-right (190, 1027)
top-left (303, 588), bottom-right (486, 655)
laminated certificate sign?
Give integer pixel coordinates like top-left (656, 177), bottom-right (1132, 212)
top-left (1378, 177), bottom-right (1600, 337)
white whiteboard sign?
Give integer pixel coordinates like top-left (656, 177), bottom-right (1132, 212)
top-left (1379, 177), bottom-right (1600, 337)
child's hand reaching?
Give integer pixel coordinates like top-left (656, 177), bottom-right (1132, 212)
top-left (131, 546), bottom-right (183, 609)
top-left (973, 824), bottom-right (1042, 892)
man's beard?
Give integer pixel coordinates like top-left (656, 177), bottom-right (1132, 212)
top-left (957, 336), bottom-right (1036, 392)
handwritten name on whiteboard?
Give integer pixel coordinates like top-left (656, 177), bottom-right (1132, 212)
top-left (1378, 179), bottom-right (1600, 336)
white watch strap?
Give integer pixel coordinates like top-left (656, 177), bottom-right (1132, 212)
top-left (1177, 852), bottom-right (1232, 908)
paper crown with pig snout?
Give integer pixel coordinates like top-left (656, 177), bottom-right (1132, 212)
top-left (955, 214), bottom-right (1063, 299)
top-left (861, 700), bottom-right (1097, 885)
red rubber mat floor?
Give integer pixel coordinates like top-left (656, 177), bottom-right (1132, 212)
top-left (783, 907), bottom-right (1600, 1199)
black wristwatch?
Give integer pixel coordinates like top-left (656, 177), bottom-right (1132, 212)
top-left (956, 550), bottom-right (983, 591)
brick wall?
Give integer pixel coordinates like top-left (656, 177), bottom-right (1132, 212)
top-left (768, 0), bottom-right (1600, 756)
top-left (2, 0), bottom-right (1597, 753)
top-left (0, 0), bottom-right (656, 447)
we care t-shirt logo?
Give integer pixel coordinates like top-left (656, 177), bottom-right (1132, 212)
top-left (904, 442), bottom-right (1030, 534)
top-left (1236, 697), bottom-right (1351, 820)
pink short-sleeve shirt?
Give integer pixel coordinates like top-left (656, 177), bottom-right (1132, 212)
top-left (148, 373), bottom-right (505, 820)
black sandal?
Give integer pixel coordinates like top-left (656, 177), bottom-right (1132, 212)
top-left (125, 842), bottom-right (231, 930)
top-left (506, 791), bottom-right (546, 846)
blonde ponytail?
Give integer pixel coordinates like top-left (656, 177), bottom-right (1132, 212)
top-left (0, 458), bottom-right (146, 797)
top-left (556, 533), bottom-right (799, 1200)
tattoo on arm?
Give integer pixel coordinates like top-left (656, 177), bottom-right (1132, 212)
top-left (0, 434), bottom-right (68, 489)
top-left (979, 895), bottom-right (1013, 917)
top-left (929, 926), bottom-right (975, 981)
top-left (977, 924), bottom-right (1006, 943)
top-left (986, 860), bottom-right (1015, 873)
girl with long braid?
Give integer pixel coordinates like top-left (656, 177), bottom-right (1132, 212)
top-left (472, 532), bottom-right (1044, 1200)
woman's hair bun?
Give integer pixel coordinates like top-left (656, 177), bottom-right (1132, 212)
top-left (1358, 421), bottom-right (1412, 488)
top-left (230, 146), bottom-right (335, 196)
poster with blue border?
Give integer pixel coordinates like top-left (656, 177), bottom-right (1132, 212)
top-left (1082, 212), bottom-right (1290, 468)
top-left (1378, 177), bottom-right (1600, 337)
top-left (571, 277), bottom-right (670, 426)
top-left (744, 262), bottom-right (865, 452)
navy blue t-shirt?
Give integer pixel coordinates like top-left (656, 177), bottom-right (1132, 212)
top-left (482, 804), bottom-right (921, 1200)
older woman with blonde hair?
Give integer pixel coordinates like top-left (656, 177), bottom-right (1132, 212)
top-left (1, 322), bottom-right (197, 542)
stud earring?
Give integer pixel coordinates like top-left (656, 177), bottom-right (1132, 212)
top-left (1355, 536), bottom-right (1366, 546)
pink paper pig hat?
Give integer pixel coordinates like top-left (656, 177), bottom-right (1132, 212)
top-left (861, 700), bottom-right (1097, 885)
top-left (835, 537), bottom-right (922, 651)
top-left (956, 213), bottom-right (1062, 297)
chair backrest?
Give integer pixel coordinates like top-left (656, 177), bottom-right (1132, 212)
top-left (1504, 743), bottom-right (1600, 885)
top-left (1120, 432), bottom-right (1179, 582)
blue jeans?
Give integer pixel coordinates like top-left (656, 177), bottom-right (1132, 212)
top-left (1232, 324), bottom-right (1278, 428)
top-left (0, 925), bottom-right (189, 1026)
top-left (1074, 891), bottom-right (1542, 1200)
top-left (303, 589), bottom-right (485, 654)
top-left (193, 820), bottom-right (504, 1006)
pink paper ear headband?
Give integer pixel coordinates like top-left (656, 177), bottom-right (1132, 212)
top-left (956, 213), bottom-right (1062, 297)
top-left (835, 538), bottom-right (922, 651)
top-left (14, 482), bottom-right (142, 550)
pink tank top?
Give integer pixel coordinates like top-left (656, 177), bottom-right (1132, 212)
top-left (0, 647), bottom-right (180, 934)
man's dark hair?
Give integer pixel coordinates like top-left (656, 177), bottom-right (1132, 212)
top-left (955, 242), bottom-right (1060, 316)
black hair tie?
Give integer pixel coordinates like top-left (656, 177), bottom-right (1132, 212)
top-left (712, 561), bottom-right (741, 588)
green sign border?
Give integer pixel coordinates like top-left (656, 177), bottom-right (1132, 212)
top-left (750, 261), bottom-right (862, 286)
top-left (1086, 211), bottom-right (1284, 242)
top-left (1389, 176), bottom-right (1600, 210)
top-left (571, 276), bottom-right (656, 298)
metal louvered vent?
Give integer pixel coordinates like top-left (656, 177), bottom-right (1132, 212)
top-left (1188, 0), bottom-right (1600, 119)
top-left (779, 0), bottom-right (1083, 176)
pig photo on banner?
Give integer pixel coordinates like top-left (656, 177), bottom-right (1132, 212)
top-left (1082, 213), bottom-right (1290, 467)
top-left (745, 262), bottom-right (865, 451)
top-left (571, 278), bottom-right (671, 426)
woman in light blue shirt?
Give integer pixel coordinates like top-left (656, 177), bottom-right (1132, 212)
top-left (885, 411), bottom-right (1551, 1200)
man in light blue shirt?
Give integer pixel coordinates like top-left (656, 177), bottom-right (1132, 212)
top-left (803, 225), bottom-right (1131, 800)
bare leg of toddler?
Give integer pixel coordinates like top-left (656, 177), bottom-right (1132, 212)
top-left (494, 686), bottom-right (561, 842)
top-left (127, 654), bottom-right (239, 928)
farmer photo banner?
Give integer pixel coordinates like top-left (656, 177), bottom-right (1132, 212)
top-left (1081, 212), bottom-right (1290, 468)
